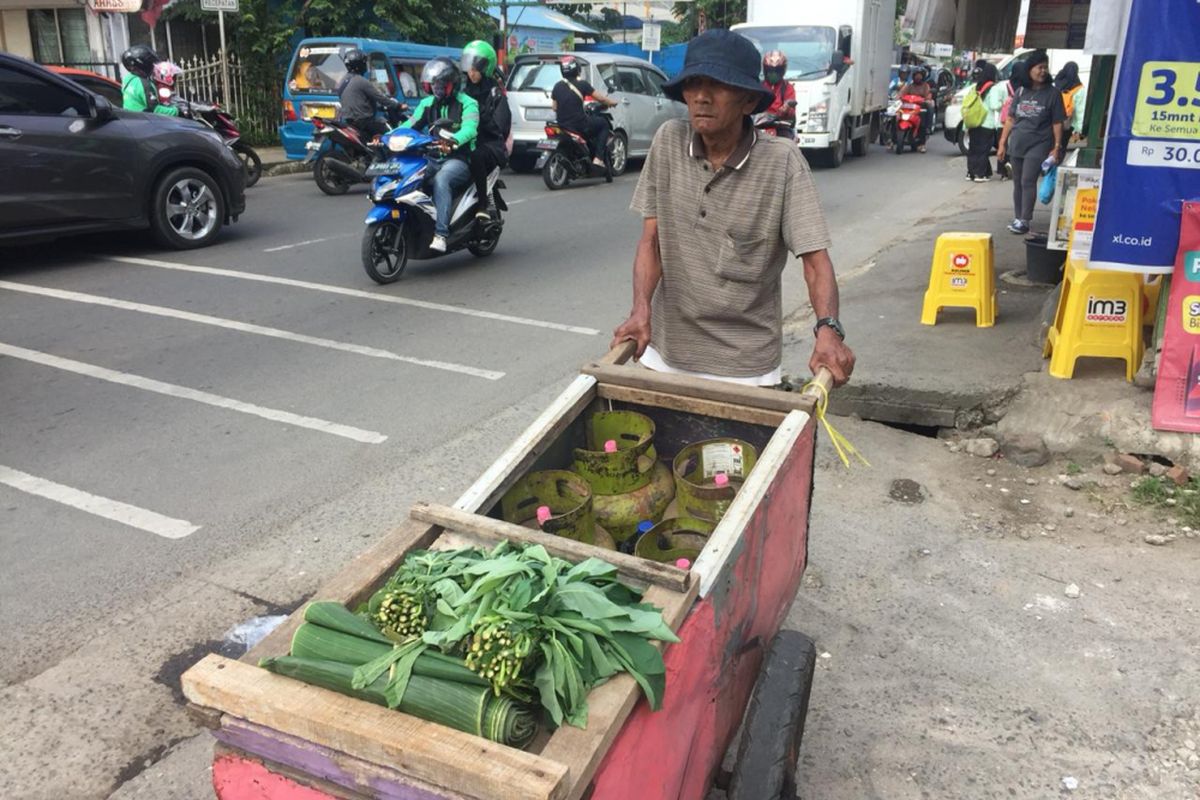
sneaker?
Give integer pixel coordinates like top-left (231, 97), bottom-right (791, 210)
top-left (973, 176), bottom-right (991, 182)
top-left (1007, 220), bottom-right (1029, 235)
top-left (966, 175), bottom-right (976, 181)
top-left (592, 157), bottom-right (605, 168)
top-left (475, 209), bottom-right (491, 221)
top-left (429, 234), bottom-right (447, 252)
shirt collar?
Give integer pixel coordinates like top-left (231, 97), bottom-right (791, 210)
top-left (688, 119), bottom-right (758, 170)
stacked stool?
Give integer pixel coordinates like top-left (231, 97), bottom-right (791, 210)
top-left (1043, 257), bottom-right (1144, 381)
top-left (921, 232), bottom-right (996, 327)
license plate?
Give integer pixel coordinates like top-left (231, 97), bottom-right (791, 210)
top-left (365, 160), bottom-right (403, 176)
top-left (305, 141), bottom-right (320, 150)
top-left (799, 136), bottom-right (820, 147)
top-left (536, 139), bottom-right (557, 151)
top-left (304, 105), bottom-right (338, 120)
top-left (525, 107), bottom-right (554, 121)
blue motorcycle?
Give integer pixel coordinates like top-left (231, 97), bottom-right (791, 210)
top-left (361, 125), bottom-right (507, 284)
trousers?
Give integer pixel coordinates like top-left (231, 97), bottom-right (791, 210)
top-left (469, 143), bottom-right (507, 209)
top-left (966, 127), bottom-right (995, 178)
top-left (1010, 145), bottom-right (1051, 224)
top-left (567, 115), bottom-right (609, 160)
top-left (426, 158), bottom-right (471, 237)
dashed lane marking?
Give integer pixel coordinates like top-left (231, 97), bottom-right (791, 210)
top-left (0, 342), bottom-right (388, 444)
top-left (0, 465), bottom-right (200, 539)
top-left (0, 280), bottom-right (504, 381)
top-left (104, 255), bottom-right (601, 336)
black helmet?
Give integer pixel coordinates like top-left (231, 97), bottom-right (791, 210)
top-left (560, 56), bottom-right (582, 80)
top-left (897, 64), bottom-right (911, 79)
top-left (121, 44), bottom-right (159, 78)
top-left (421, 57), bottom-right (461, 100)
top-left (343, 48), bottom-right (368, 76)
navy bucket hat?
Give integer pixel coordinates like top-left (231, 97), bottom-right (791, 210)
top-left (662, 29), bottom-right (775, 113)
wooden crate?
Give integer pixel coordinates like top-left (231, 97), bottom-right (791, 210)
top-left (183, 356), bottom-right (822, 800)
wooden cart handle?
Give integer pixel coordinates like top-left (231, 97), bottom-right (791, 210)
top-left (801, 367), bottom-right (835, 401)
top-left (599, 340), bottom-right (637, 365)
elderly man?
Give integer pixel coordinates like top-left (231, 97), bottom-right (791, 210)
top-left (612, 29), bottom-right (854, 387)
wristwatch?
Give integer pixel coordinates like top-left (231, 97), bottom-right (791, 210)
top-left (814, 317), bottom-right (845, 340)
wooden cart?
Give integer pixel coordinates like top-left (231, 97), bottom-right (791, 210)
top-left (183, 349), bottom-right (827, 800)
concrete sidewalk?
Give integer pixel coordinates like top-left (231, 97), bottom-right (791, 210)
top-left (257, 145), bottom-right (309, 177)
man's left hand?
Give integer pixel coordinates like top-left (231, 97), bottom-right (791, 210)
top-left (810, 328), bottom-right (855, 387)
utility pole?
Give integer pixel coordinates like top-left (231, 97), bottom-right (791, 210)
top-left (500, 0), bottom-right (509, 66)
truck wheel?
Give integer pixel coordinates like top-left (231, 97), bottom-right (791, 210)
top-left (851, 131), bottom-right (869, 157)
top-left (727, 631), bottom-right (817, 800)
top-left (149, 167), bottom-right (225, 250)
top-left (822, 123), bottom-right (848, 168)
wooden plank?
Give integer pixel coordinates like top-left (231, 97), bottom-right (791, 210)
top-left (453, 375), bottom-right (596, 514)
top-left (596, 341), bottom-right (636, 366)
top-left (691, 410), bottom-right (810, 598)
top-left (184, 655), bottom-right (569, 800)
top-left (596, 384), bottom-right (787, 428)
top-left (538, 581), bottom-right (698, 800)
top-left (243, 518), bottom-right (442, 665)
top-left (581, 363), bottom-right (818, 416)
top-left (409, 502), bottom-right (690, 593)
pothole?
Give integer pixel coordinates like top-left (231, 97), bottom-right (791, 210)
top-left (889, 478), bottom-right (927, 504)
top-left (878, 420), bottom-right (942, 438)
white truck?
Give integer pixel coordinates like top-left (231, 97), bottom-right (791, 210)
top-left (734, 0), bottom-right (896, 167)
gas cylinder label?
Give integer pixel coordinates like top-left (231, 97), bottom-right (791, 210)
top-left (702, 442), bottom-right (745, 478)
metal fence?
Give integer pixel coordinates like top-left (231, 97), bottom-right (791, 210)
top-left (176, 53), bottom-right (279, 146)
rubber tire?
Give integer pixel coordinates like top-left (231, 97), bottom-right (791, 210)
top-left (361, 221), bottom-right (408, 284)
top-left (818, 123), bottom-right (848, 168)
top-left (235, 143), bottom-right (262, 188)
top-left (315, 151), bottom-right (352, 196)
top-left (542, 153), bottom-right (570, 190)
top-left (468, 223), bottom-right (501, 257)
top-left (149, 166), bottom-right (225, 250)
top-left (957, 124), bottom-right (969, 156)
top-left (727, 631), bottom-right (817, 800)
top-left (608, 131), bottom-right (628, 177)
top-left (851, 132), bottom-right (868, 157)
top-left (509, 153), bottom-right (538, 173)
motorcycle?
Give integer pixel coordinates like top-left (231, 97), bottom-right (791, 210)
top-left (305, 105), bottom-right (406, 196)
top-left (360, 125), bottom-right (507, 284)
top-left (752, 99), bottom-right (798, 141)
top-left (891, 93), bottom-right (928, 155)
top-left (153, 71), bottom-right (262, 187)
top-left (536, 101), bottom-right (617, 191)
top-left (878, 96), bottom-right (901, 147)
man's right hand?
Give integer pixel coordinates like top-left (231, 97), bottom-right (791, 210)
top-left (611, 311), bottom-right (651, 358)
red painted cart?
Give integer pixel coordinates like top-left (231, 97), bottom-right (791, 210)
top-left (183, 348), bottom-right (827, 800)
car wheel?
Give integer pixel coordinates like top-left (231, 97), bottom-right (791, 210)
top-left (609, 132), bottom-right (628, 176)
top-left (149, 167), bottom-right (225, 250)
top-left (957, 124), bottom-right (969, 156)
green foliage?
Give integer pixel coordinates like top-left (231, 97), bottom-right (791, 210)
top-left (1131, 475), bottom-right (1200, 527)
top-left (672, 0), bottom-right (748, 37)
top-left (1066, 461), bottom-right (1083, 475)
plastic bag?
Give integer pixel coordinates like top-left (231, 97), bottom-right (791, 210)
top-left (1038, 164), bottom-right (1058, 205)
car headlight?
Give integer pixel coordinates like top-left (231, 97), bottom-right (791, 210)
top-left (386, 134), bottom-right (414, 152)
top-left (806, 102), bottom-right (828, 131)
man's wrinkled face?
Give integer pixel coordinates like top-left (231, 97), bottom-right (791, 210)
top-left (682, 77), bottom-right (758, 137)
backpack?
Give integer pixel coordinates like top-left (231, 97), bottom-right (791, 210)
top-left (962, 81), bottom-right (992, 129)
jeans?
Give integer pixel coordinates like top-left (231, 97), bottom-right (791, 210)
top-left (1010, 146), bottom-right (1050, 224)
top-left (426, 157), bottom-right (471, 237)
top-left (568, 116), bottom-right (609, 160)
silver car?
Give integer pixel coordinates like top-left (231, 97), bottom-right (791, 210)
top-left (505, 52), bottom-right (687, 174)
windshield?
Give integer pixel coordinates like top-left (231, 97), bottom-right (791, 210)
top-left (736, 26), bottom-right (837, 80)
top-left (288, 43), bottom-right (353, 95)
top-left (508, 61), bottom-right (567, 93)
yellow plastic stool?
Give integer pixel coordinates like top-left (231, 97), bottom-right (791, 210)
top-left (1142, 275), bottom-right (1163, 326)
top-left (920, 232), bottom-right (995, 327)
top-left (1043, 259), bottom-right (1144, 381)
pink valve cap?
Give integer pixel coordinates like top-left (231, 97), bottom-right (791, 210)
top-left (675, 558), bottom-right (691, 570)
top-left (714, 473), bottom-right (729, 487)
top-left (604, 439), bottom-right (618, 453)
top-left (536, 505), bottom-right (553, 524)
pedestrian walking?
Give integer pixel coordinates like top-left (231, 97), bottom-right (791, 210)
top-left (996, 60), bottom-right (1030, 181)
top-left (996, 51), bottom-right (1065, 235)
top-left (610, 29), bottom-right (855, 387)
top-left (1054, 61), bottom-right (1086, 149)
top-left (963, 59), bottom-right (1005, 181)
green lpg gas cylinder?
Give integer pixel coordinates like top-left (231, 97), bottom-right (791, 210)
top-left (633, 518), bottom-right (711, 563)
top-left (500, 470), bottom-right (597, 545)
top-left (571, 411), bottom-right (675, 543)
top-left (673, 438), bottom-right (759, 527)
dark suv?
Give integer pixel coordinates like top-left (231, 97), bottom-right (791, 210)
top-left (0, 53), bottom-right (245, 250)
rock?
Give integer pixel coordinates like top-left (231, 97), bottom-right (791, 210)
top-left (1019, 530), bottom-right (1031, 540)
top-left (1185, 739), bottom-right (1197, 751)
top-left (1065, 507), bottom-right (1075, 518)
top-left (1062, 776), bottom-right (1079, 791)
top-left (1144, 533), bottom-right (1169, 546)
top-left (1064, 583), bottom-right (1081, 599)
top-left (1025, 477), bottom-right (1038, 485)
top-left (965, 438), bottom-right (999, 458)
top-left (1149, 462), bottom-right (1168, 478)
top-left (1116, 454), bottom-right (1147, 474)
top-left (1064, 477), bottom-right (1084, 490)
top-left (1044, 524), bottom-right (1057, 532)
top-left (949, 444), bottom-right (961, 453)
top-left (1103, 462), bottom-right (1124, 475)
top-left (1167, 465), bottom-right (1190, 486)
top-left (986, 468), bottom-right (997, 476)
top-left (1166, 498), bottom-right (1177, 507)
top-left (1020, 498), bottom-right (1031, 504)
top-left (1002, 434), bottom-right (1050, 467)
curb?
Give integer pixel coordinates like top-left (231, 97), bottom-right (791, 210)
top-left (263, 160), bottom-right (311, 178)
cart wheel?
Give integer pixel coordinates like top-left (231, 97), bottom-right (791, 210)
top-left (727, 631), bottom-right (817, 800)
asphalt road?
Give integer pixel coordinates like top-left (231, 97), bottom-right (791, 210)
top-left (0, 134), bottom-right (974, 798)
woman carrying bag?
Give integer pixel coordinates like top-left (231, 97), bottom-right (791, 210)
top-left (997, 51), bottom-right (1066, 235)
top-left (963, 59), bottom-right (1005, 182)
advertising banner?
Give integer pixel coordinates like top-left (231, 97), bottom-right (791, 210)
top-left (1151, 203), bottom-right (1200, 432)
top-left (1089, 0), bottom-right (1200, 274)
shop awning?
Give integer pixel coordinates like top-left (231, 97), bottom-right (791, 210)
top-left (906, 0), bottom-right (1022, 51)
top-left (488, 5), bottom-right (599, 35)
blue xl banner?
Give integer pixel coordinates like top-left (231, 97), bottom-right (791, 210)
top-left (1089, 0), bottom-right (1200, 273)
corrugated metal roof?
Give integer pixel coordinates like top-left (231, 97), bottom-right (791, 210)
top-left (487, 5), bottom-right (599, 35)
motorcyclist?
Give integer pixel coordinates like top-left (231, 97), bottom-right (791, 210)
top-left (890, 64), bottom-right (911, 96)
top-left (460, 40), bottom-right (511, 221)
top-left (336, 48), bottom-right (403, 141)
top-left (899, 65), bottom-right (935, 152)
top-left (761, 50), bottom-right (796, 123)
top-left (398, 57), bottom-right (480, 253)
top-left (551, 56), bottom-right (617, 168)
top-left (120, 45), bottom-right (178, 116)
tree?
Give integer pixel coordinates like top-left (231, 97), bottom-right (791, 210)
top-left (672, 0), bottom-right (747, 36)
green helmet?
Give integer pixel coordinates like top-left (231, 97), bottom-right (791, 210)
top-left (461, 40), bottom-right (497, 77)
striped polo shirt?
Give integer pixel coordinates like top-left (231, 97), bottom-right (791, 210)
top-left (631, 118), bottom-right (832, 377)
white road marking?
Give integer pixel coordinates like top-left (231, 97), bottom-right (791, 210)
top-left (263, 234), bottom-right (353, 252)
top-left (0, 342), bottom-right (387, 444)
top-left (105, 255), bottom-right (600, 336)
top-left (0, 280), bottom-right (503, 381)
top-left (0, 465), bottom-right (200, 539)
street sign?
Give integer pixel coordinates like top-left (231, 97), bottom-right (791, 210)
top-left (642, 22), bottom-right (661, 53)
top-left (87, 0), bottom-right (141, 11)
top-left (200, 0), bottom-right (239, 11)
